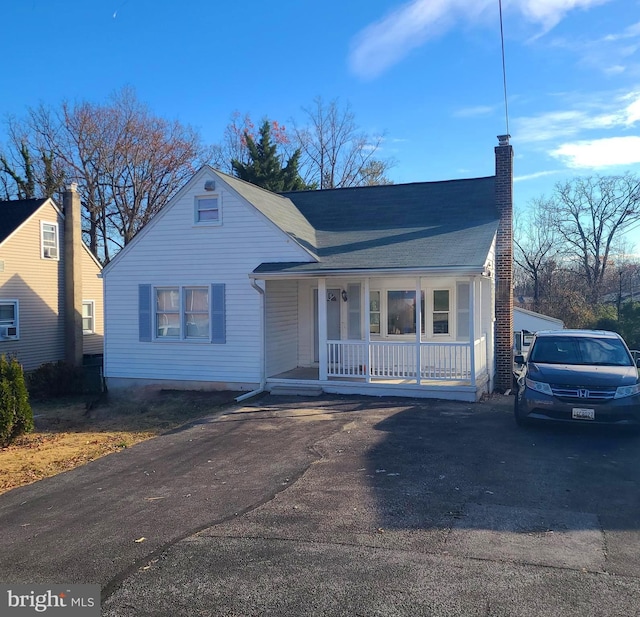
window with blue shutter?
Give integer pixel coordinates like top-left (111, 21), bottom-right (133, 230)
top-left (138, 284), bottom-right (152, 342)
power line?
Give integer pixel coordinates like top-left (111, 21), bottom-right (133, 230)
top-left (498, 0), bottom-right (510, 136)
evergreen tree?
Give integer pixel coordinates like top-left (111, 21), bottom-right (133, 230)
top-left (0, 355), bottom-right (33, 445)
top-left (231, 120), bottom-right (312, 192)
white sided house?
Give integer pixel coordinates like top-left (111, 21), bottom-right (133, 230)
top-left (103, 136), bottom-right (514, 402)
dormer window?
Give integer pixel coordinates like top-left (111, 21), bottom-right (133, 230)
top-left (41, 221), bottom-right (59, 260)
top-left (195, 196), bottom-right (221, 224)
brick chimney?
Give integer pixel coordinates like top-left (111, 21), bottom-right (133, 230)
top-left (63, 183), bottom-right (83, 367)
top-left (494, 134), bottom-right (513, 392)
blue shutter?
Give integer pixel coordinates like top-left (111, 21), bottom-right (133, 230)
top-left (211, 283), bottom-right (226, 344)
top-left (347, 283), bottom-right (362, 340)
top-left (139, 284), bottom-right (152, 342)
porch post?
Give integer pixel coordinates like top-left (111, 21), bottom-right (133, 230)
top-left (416, 277), bottom-right (422, 385)
top-left (364, 278), bottom-right (371, 383)
top-left (469, 277), bottom-right (476, 388)
top-left (318, 278), bottom-right (328, 380)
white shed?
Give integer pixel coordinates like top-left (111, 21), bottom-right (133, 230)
top-left (514, 307), bottom-right (564, 333)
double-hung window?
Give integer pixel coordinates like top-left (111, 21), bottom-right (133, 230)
top-left (41, 222), bottom-right (59, 259)
top-left (432, 290), bottom-right (450, 335)
top-left (156, 287), bottom-right (210, 339)
top-left (82, 301), bottom-right (95, 334)
top-left (195, 196), bottom-right (220, 224)
top-left (0, 300), bottom-right (18, 339)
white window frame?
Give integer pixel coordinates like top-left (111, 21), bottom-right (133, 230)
top-left (82, 300), bottom-right (95, 334)
top-left (194, 195), bottom-right (221, 225)
top-left (369, 290), bottom-right (381, 336)
top-left (41, 221), bottom-right (60, 260)
top-left (155, 286), bottom-right (210, 341)
top-left (431, 289), bottom-right (451, 336)
top-left (0, 300), bottom-right (19, 340)
top-left (385, 290), bottom-right (425, 337)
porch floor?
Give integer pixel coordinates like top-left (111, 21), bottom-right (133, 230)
top-left (270, 366), bottom-right (473, 387)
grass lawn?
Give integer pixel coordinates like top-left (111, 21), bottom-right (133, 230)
top-left (0, 389), bottom-right (240, 495)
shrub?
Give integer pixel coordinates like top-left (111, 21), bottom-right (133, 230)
top-left (26, 361), bottom-right (84, 399)
top-left (0, 355), bottom-right (33, 446)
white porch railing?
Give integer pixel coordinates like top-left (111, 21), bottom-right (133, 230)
top-left (327, 336), bottom-right (487, 382)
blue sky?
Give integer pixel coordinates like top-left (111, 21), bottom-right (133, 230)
top-left (2, 0), bottom-right (640, 239)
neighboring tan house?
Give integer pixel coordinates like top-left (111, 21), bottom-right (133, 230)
top-left (0, 186), bottom-right (103, 371)
top-left (102, 136), bottom-right (513, 402)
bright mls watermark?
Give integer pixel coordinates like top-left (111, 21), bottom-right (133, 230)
top-left (1, 585), bottom-right (100, 615)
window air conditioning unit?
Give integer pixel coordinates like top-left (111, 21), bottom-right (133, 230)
top-left (0, 326), bottom-right (17, 339)
top-left (43, 247), bottom-right (58, 259)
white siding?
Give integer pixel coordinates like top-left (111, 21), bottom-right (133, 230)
top-left (265, 279), bottom-right (299, 377)
top-left (104, 168), bottom-right (313, 387)
top-left (514, 308), bottom-right (563, 332)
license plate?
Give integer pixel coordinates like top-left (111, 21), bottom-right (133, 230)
top-left (572, 408), bottom-right (595, 420)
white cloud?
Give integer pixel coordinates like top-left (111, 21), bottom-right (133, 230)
top-left (453, 105), bottom-right (497, 118)
top-left (514, 170), bottom-right (562, 182)
top-left (551, 136), bottom-right (640, 168)
top-left (513, 91), bottom-right (640, 143)
top-left (349, 0), bottom-right (612, 79)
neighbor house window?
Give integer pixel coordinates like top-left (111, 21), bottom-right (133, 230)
top-left (433, 290), bottom-right (450, 335)
top-left (156, 287), bottom-right (209, 339)
top-left (387, 291), bottom-right (425, 335)
top-left (195, 196), bottom-right (220, 223)
top-left (82, 301), bottom-right (95, 334)
top-left (41, 221), bottom-right (59, 259)
top-left (0, 300), bottom-right (18, 339)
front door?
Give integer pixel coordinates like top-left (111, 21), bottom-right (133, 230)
top-left (313, 289), bottom-right (341, 363)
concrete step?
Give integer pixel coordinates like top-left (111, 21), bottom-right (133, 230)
top-left (269, 385), bottom-right (324, 397)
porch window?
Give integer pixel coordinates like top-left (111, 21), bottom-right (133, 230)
top-left (433, 290), bottom-right (450, 335)
top-left (369, 291), bottom-right (381, 334)
top-left (387, 291), bottom-right (425, 335)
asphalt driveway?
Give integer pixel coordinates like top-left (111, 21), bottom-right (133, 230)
top-left (2, 394), bottom-right (640, 616)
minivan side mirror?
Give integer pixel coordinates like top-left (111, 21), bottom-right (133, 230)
top-left (514, 354), bottom-right (526, 365)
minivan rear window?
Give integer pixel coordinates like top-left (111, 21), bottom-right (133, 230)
top-left (529, 336), bottom-right (633, 366)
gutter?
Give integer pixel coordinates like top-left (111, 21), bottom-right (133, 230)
top-left (250, 265), bottom-right (487, 280)
top-left (235, 279), bottom-right (267, 402)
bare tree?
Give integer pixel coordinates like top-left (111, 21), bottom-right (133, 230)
top-left (291, 97), bottom-right (394, 189)
top-left (541, 174), bottom-right (640, 305)
top-left (513, 201), bottom-right (559, 311)
top-left (15, 87), bottom-right (207, 264)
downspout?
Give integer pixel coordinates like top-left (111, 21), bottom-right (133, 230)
top-left (235, 279), bottom-right (266, 402)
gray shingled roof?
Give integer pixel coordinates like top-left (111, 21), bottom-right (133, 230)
top-left (216, 171), bottom-right (318, 257)
top-left (250, 176), bottom-right (499, 275)
top-left (0, 198), bottom-right (48, 244)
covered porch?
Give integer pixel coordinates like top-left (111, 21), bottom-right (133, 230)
top-left (258, 273), bottom-right (495, 402)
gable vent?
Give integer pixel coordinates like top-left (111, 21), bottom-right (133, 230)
top-left (204, 180), bottom-right (216, 191)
